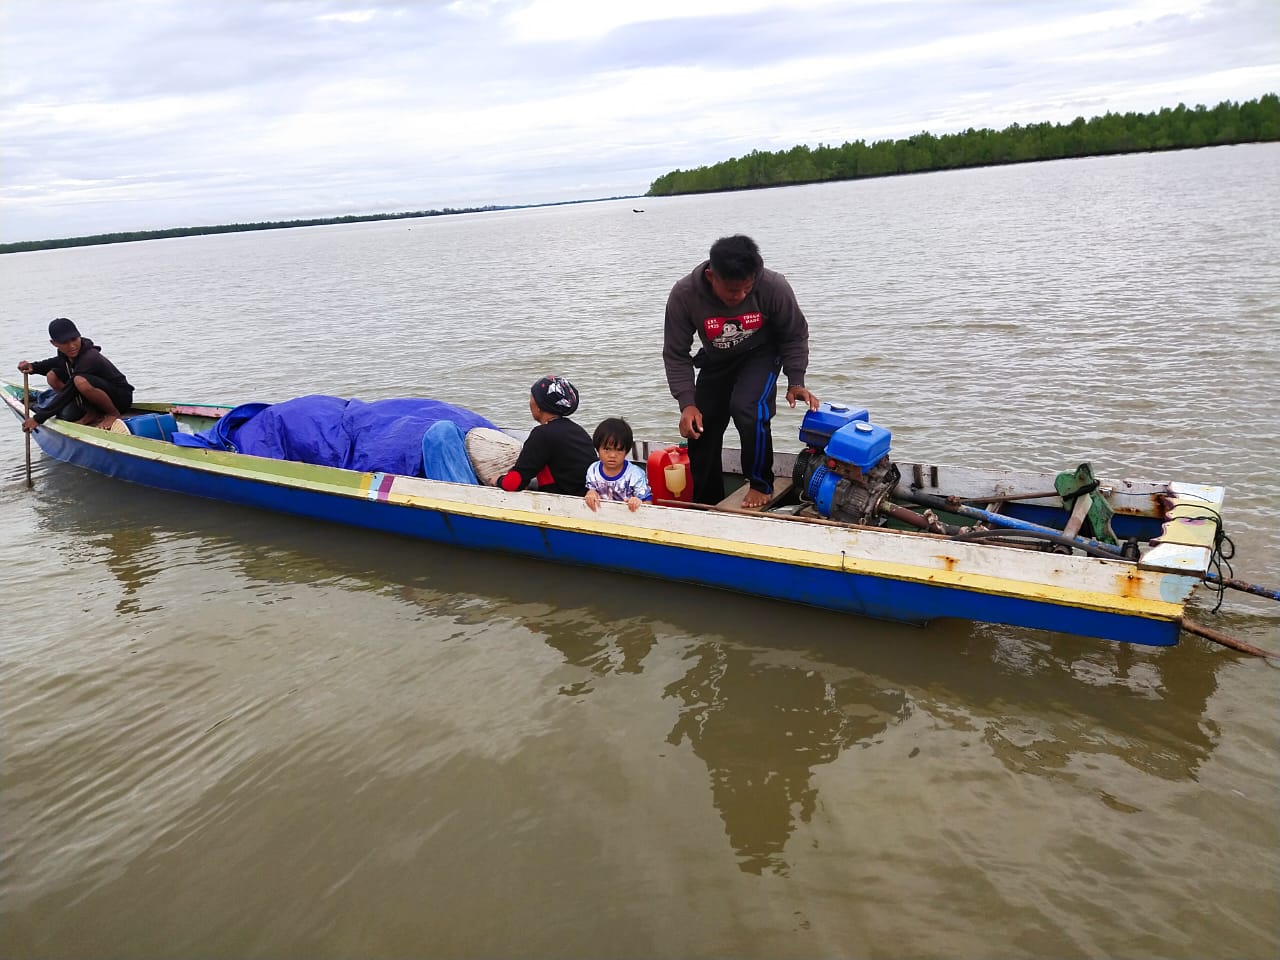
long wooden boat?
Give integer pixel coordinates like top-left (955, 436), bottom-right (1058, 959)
top-left (4, 382), bottom-right (1233, 648)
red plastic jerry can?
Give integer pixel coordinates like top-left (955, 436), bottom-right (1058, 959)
top-left (647, 445), bottom-right (692, 504)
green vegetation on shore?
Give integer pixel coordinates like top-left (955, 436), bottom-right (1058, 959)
top-left (647, 95), bottom-right (1279, 196)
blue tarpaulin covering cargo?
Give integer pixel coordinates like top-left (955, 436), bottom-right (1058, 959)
top-left (171, 395), bottom-right (496, 479)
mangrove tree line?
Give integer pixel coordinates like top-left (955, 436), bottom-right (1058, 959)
top-left (646, 95), bottom-right (1279, 196)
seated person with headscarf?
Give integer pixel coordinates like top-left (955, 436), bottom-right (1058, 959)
top-left (492, 375), bottom-right (595, 496)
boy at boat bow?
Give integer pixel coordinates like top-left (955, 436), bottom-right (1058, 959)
top-left (16, 318), bottom-right (134, 433)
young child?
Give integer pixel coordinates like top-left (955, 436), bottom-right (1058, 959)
top-left (17, 317), bottom-right (134, 433)
top-left (584, 417), bottom-right (652, 512)
top-left (494, 376), bottom-right (596, 496)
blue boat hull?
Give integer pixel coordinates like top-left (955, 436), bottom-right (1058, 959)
top-left (23, 421), bottom-right (1184, 647)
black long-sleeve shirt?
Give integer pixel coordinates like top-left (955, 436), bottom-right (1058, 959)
top-left (28, 337), bottom-right (134, 423)
top-left (498, 416), bottom-right (595, 495)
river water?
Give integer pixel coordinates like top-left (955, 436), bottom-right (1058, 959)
top-left (1, 144), bottom-right (1277, 959)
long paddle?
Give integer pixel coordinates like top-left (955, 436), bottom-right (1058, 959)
top-left (22, 371), bottom-right (33, 488)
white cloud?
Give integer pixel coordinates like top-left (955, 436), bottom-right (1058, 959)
top-left (501, 0), bottom-right (847, 43)
top-left (317, 9), bottom-right (379, 24)
top-left (0, 0), bottom-right (1276, 242)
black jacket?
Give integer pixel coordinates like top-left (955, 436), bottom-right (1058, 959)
top-left (505, 417), bottom-right (595, 495)
top-left (28, 337), bottom-right (134, 423)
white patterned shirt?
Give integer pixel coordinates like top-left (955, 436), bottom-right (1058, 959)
top-left (585, 460), bottom-right (652, 503)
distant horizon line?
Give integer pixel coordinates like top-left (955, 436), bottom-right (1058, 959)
top-left (0, 193), bottom-right (647, 254)
top-left (5, 91), bottom-right (1276, 255)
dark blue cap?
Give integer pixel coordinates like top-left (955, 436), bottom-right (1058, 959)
top-left (48, 317), bottom-right (80, 343)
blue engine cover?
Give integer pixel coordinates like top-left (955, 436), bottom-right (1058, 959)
top-left (826, 419), bottom-right (892, 471)
top-left (798, 402), bottom-right (869, 447)
top-left (803, 461), bottom-right (843, 515)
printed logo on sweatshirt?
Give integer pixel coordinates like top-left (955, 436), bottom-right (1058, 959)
top-left (704, 312), bottom-right (762, 350)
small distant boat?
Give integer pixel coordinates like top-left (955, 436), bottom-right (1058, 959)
top-left (5, 381), bottom-right (1260, 652)
top-left (633, 208), bottom-right (645, 213)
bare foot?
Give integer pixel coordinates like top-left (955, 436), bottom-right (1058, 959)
top-left (741, 488), bottom-right (769, 509)
top-left (98, 415), bottom-right (119, 432)
top-left (78, 412), bottom-right (103, 427)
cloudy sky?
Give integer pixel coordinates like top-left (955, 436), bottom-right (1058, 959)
top-left (1, 0), bottom-right (1276, 243)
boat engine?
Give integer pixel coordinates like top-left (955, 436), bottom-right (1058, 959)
top-left (793, 404), bottom-right (899, 525)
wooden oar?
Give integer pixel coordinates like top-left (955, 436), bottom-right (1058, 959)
top-left (22, 371), bottom-right (33, 488)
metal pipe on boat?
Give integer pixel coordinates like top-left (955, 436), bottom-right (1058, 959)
top-left (22, 372), bottom-right (32, 488)
top-left (958, 491), bottom-right (1061, 504)
top-left (949, 526), bottom-right (1122, 560)
top-left (879, 501), bottom-right (966, 535)
top-left (897, 489), bottom-right (1126, 558)
top-left (1203, 572), bottom-right (1280, 602)
top-left (1179, 617), bottom-right (1279, 659)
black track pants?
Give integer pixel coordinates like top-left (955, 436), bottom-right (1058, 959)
top-left (687, 348), bottom-right (782, 504)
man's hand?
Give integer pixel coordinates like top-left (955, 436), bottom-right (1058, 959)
top-left (679, 405), bottom-right (704, 440)
top-left (17, 360), bottom-right (33, 374)
top-left (786, 385), bottom-right (820, 412)
top-left (21, 416), bottom-right (38, 433)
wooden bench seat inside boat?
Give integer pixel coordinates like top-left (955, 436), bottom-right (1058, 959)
top-left (716, 478), bottom-right (794, 513)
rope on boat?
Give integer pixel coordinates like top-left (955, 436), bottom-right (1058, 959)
top-left (1171, 501), bottom-right (1280, 603)
top-left (1168, 502), bottom-right (1237, 612)
top-left (1179, 617), bottom-right (1279, 659)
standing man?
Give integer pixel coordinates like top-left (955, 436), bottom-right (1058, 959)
top-left (663, 235), bottom-right (819, 507)
top-left (17, 317), bottom-right (134, 433)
